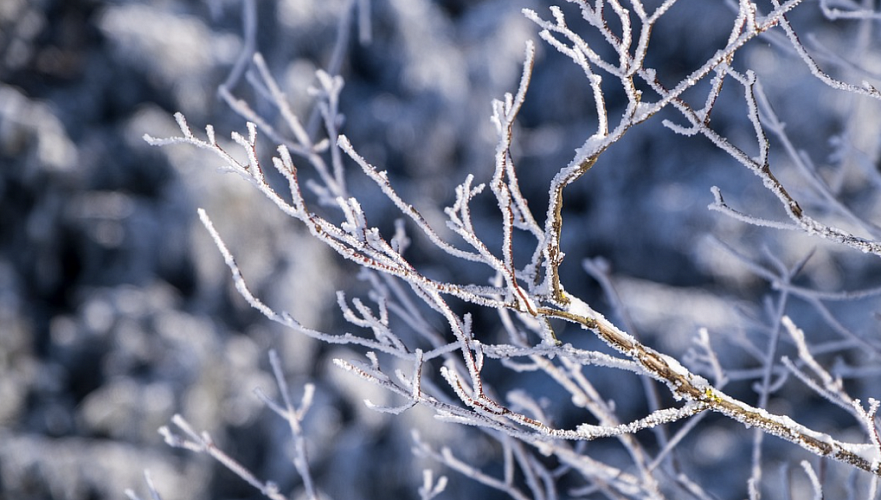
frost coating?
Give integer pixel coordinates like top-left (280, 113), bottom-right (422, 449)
top-left (140, 1), bottom-right (881, 499)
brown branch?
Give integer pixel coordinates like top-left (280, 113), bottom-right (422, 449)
top-left (534, 302), bottom-right (881, 476)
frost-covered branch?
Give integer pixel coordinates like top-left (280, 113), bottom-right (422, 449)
top-left (159, 415), bottom-right (287, 500)
top-left (141, 0), bottom-right (881, 497)
top-left (255, 350), bottom-right (320, 500)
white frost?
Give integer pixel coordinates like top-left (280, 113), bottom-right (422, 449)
top-left (840, 441), bottom-right (881, 470)
top-left (567, 296), bottom-right (637, 343)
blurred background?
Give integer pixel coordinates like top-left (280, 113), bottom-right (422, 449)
top-left (2, 0), bottom-right (881, 499)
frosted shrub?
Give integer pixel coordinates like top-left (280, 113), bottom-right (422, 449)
top-left (137, 0), bottom-right (881, 499)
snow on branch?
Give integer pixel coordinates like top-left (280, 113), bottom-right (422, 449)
top-left (143, 0), bottom-right (881, 498)
top-left (159, 415), bottom-right (288, 500)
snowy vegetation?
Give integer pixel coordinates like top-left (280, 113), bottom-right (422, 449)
top-left (126, 0), bottom-right (881, 499)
